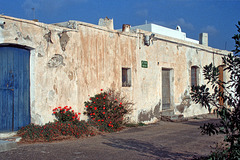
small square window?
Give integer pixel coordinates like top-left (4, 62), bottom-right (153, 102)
top-left (122, 68), bottom-right (131, 87)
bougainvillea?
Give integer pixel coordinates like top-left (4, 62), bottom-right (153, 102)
top-left (84, 89), bottom-right (132, 132)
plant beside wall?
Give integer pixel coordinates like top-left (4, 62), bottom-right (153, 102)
top-left (191, 21), bottom-right (240, 159)
top-left (52, 106), bottom-right (81, 124)
top-left (84, 89), bottom-right (132, 132)
top-left (17, 106), bottom-right (92, 142)
top-left (17, 89), bottom-right (133, 142)
top-left (52, 106), bottom-right (91, 138)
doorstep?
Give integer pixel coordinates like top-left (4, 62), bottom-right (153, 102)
top-left (0, 132), bottom-right (19, 152)
top-left (0, 140), bottom-right (17, 152)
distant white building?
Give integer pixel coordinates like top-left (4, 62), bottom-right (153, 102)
top-left (131, 23), bottom-right (199, 44)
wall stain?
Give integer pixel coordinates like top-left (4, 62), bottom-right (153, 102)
top-left (176, 91), bottom-right (191, 113)
top-left (68, 71), bottom-right (74, 81)
top-left (48, 90), bottom-right (55, 101)
top-left (44, 31), bottom-right (53, 43)
top-left (47, 54), bottom-right (65, 68)
top-left (153, 99), bottom-right (161, 118)
top-left (53, 84), bottom-right (58, 94)
top-left (58, 31), bottom-right (69, 51)
top-left (138, 99), bottom-right (161, 122)
top-left (23, 35), bottom-right (32, 41)
top-left (138, 109), bottom-right (154, 122)
top-left (38, 53), bottom-right (43, 57)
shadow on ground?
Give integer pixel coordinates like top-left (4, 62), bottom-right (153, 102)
top-left (182, 119), bottom-right (220, 127)
top-left (103, 138), bottom-right (195, 159)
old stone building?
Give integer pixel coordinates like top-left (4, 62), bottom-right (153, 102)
top-left (0, 15), bottom-right (229, 132)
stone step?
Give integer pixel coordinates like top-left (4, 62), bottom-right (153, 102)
top-left (0, 132), bottom-right (17, 139)
top-left (0, 136), bottom-right (21, 142)
top-left (160, 109), bottom-right (188, 122)
top-left (161, 114), bottom-right (187, 122)
top-left (0, 132), bottom-right (19, 152)
top-left (161, 109), bottom-right (174, 117)
top-left (0, 140), bottom-right (17, 152)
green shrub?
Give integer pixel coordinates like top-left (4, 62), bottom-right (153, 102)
top-left (17, 123), bottom-right (61, 141)
top-left (191, 21), bottom-right (240, 159)
top-left (17, 121), bottom-right (91, 142)
top-left (18, 91), bottom-right (133, 142)
top-left (52, 106), bottom-right (81, 124)
top-left (17, 106), bottom-right (92, 142)
top-left (84, 89), bottom-right (132, 132)
top-left (53, 121), bottom-right (91, 138)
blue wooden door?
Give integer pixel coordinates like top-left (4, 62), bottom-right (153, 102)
top-left (0, 46), bottom-right (30, 132)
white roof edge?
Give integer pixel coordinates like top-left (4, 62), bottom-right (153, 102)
top-left (131, 23), bottom-right (199, 44)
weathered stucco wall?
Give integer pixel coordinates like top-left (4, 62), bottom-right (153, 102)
top-left (136, 32), bottom-right (229, 121)
top-left (0, 15), bottom-right (139, 124)
top-left (0, 15), bottom-right (229, 125)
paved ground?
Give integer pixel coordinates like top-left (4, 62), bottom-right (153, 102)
top-left (0, 116), bottom-right (223, 160)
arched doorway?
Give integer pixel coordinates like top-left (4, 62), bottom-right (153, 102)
top-left (0, 46), bottom-right (30, 132)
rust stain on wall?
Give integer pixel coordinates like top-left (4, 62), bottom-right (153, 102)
top-left (68, 71), bottom-right (74, 81)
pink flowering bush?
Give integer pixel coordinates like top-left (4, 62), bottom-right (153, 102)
top-left (84, 89), bottom-right (132, 132)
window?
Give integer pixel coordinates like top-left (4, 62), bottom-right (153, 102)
top-left (191, 66), bottom-right (199, 86)
top-left (122, 68), bottom-right (131, 87)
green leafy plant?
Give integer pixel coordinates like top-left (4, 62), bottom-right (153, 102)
top-left (17, 121), bottom-right (92, 142)
top-left (53, 121), bottom-right (91, 138)
top-left (191, 21), bottom-right (240, 159)
top-left (17, 106), bottom-right (93, 142)
top-left (52, 106), bottom-right (81, 124)
top-left (17, 123), bottom-right (61, 142)
top-left (84, 89), bottom-right (132, 132)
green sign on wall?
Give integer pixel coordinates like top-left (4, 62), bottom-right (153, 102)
top-left (141, 60), bottom-right (148, 68)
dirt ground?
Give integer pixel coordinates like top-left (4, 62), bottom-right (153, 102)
top-left (0, 114), bottom-right (223, 160)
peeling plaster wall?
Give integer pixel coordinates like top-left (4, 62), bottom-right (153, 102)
top-left (135, 32), bottom-right (229, 121)
top-left (0, 15), bottom-right (139, 124)
top-left (0, 15), bottom-right (229, 125)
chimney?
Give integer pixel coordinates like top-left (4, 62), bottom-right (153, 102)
top-left (98, 17), bottom-right (114, 30)
top-left (199, 33), bottom-right (208, 46)
top-left (122, 24), bottom-right (131, 32)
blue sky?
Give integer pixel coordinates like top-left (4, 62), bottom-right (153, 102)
top-left (0, 0), bottom-right (239, 51)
